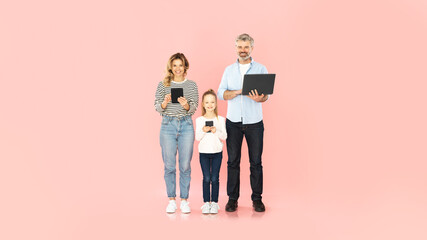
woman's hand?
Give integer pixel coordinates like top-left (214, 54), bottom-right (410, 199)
top-left (178, 97), bottom-right (190, 110)
top-left (161, 94), bottom-right (171, 109)
top-left (210, 126), bottom-right (216, 133)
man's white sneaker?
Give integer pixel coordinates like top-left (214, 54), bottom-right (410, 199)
top-left (180, 200), bottom-right (191, 213)
top-left (166, 200), bottom-right (177, 213)
top-left (201, 202), bottom-right (211, 214)
top-left (210, 202), bottom-right (219, 214)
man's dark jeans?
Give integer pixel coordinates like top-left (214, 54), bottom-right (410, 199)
top-left (226, 119), bottom-right (264, 201)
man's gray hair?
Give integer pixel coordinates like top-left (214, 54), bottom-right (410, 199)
top-left (235, 33), bottom-right (254, 47)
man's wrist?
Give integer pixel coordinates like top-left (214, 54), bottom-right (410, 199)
top-left (259, 96), bottom-right (267, 102)
top-left (233, 90), bottom-right (241, 98)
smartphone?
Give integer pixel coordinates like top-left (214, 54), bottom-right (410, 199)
top-left (205, 120), bottom-right (213, 133)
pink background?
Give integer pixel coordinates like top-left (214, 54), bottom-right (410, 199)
top-left (1, 0), bottom-right (426, 239)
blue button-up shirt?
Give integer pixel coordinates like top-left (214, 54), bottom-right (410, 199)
top-left (218, 58), bottom-right (268, 124)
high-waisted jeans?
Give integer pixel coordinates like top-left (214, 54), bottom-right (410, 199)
top-left (160, 115), bottom-right (194, 199)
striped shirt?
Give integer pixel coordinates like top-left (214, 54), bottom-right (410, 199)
top-left (155, 79), bottom-right (199, 118)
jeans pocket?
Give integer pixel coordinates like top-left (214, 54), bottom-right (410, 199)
top-left (185, 117), bottom-right (193, 126)
top-left (161, 117), bottom-right (170, 125)
top-left (253, 121), bottom-right (264, 130)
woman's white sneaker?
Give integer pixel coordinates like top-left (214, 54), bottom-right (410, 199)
top-left (166, 200), bottom-right (177, 213)
top-left (201, 202), bottom-right (211, 214)
top-left (180, 200), bottom-right (191, 213)
top-left (210, 202), bottom-right (219, 214)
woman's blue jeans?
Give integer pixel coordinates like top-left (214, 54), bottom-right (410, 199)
top-left (160, 115), bottom-right (194, 199)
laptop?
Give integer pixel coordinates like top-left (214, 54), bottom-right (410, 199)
top-left (242, 74), bottom-right (276, 95)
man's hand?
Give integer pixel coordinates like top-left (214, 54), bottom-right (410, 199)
top-left (248, 89), bottom-right (267, 102)
top-left (223, 89), bottom-right (242, 100)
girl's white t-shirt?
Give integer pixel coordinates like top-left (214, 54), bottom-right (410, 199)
top-left (195, 115), bottom-right (227, 154)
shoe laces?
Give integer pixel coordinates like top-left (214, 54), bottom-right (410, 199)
top-left (201, 202), bottom-right (210, 210)
top-left (211, 202), bottom-right (219, 209)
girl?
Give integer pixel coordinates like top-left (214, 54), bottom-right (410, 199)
top-left (155, 53), bottom-right (199, 213)
top-left (195, 89), bottom-right (227, 214)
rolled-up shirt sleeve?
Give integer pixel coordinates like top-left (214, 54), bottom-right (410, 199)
top-left (217, 69), bottom-right (228, 100)
top-left (261, 66), bottom-right (270, 101)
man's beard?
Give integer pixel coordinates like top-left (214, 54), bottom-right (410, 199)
top-left (239, 52), bottom-right (251, 61)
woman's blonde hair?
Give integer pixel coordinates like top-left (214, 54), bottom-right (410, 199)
top-left (201, 89), bottom-right (218, 117)
top-left (163, 53), bottom-right (189, 87)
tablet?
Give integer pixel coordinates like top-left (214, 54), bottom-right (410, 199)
top-left (171, 88), bottom-right (183, 103)
top-left (242, 74), bottom-right (276, 95)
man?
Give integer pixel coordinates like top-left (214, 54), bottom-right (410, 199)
top-left (218, 33), bottom-right (269, 212)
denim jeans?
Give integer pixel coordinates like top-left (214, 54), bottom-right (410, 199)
top-left (226, 119), bottom-right (264, 201)
top-left (160, 115), bottom-right (194, 199)
top-left (199, 152), bottom-right (222, 203)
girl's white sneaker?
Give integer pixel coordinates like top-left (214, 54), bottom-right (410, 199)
top-left (210, 202), bottom-right (219, 214)
top-left (201, 202), bottom-right (211, 214)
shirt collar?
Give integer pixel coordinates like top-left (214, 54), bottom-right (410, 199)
top-left (236, 57), bottom-right (254, 65)
top-left (171, 78), bottom-right (188, 84)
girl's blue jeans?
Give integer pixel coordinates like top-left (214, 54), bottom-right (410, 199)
top-left (199, 152), bottom-right (223, 203)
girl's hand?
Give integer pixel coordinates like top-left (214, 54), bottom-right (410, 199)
top-left (210, 126), bottom-right (216, 133)
top-left (162, 94), bottom-right (171, 109)
top-left (202, 126), bottom-right (211, 133)
top-left (178, 97), bottom-right (190, 110)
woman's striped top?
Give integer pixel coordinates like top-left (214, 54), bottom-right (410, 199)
top-left (154, 79), bottom-right (199, 118)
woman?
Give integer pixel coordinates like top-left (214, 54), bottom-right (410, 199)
top-left (154, 53), bottom-right (198, 213)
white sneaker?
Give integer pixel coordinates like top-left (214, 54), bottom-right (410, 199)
top-left (166, 200), bottom-right (177, 213)
top-left (210, 202), bottom-right (219, 214)
top-left (180, 200), bottom-right (191, 213)
top-left (201, 202), bottom-right (211, 214)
